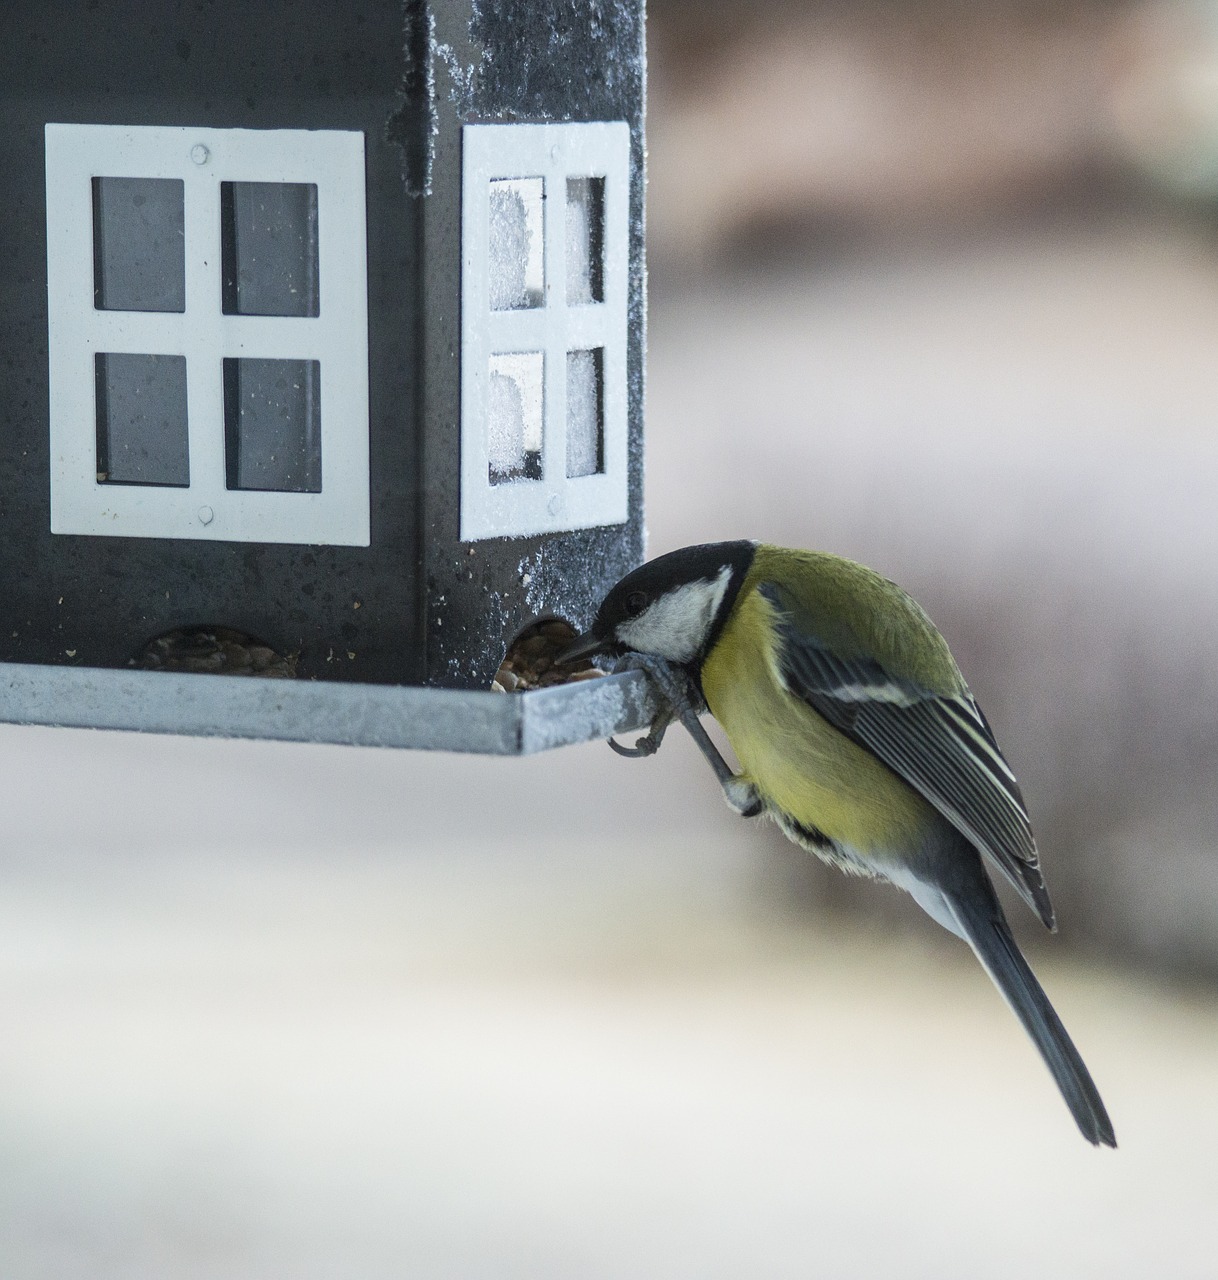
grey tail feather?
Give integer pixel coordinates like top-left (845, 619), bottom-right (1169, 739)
top-left (953, 894), bottom-right (1116, 1148)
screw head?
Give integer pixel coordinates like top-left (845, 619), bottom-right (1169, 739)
top-left (197, 505), bottom-right (214, 525)
top-left (546, 493), bottom-right (561, 516)
top-left (190, 143), bottom-right (210, 166)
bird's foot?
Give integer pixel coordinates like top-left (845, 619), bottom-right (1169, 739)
top-left (606, 652), bottom-right (684, 757)
top-left (611, 651), bottom-right (707, 716)
top-left (724, 776), bottom-right (763, 819)
top-left (608, 652), bottom-right (762, 818)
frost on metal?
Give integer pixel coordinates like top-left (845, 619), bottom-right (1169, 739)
top-left (388, 0), bottom-right (437, 196)
top-left (459, 121), bottom-right (630, 542)
top-left (433, 39), bottom-right (479, 112)
top-left (489, 179), bottom-right (544, 309)
top-left (0, 661), bottom-right (658, 755)
top-left (565, 348), bottom-right (603, 478)
top-left (469, 0), bottom-right (644, 112)
top-left (487, 352), bottom-right (544, 484)
top-left (400, 0), bottom-right (647, 689)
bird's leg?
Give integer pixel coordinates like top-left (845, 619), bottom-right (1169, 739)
top-left (609, 652), bottom-right (763, 818)
top-left (609, 652), bottom-right (705, 758)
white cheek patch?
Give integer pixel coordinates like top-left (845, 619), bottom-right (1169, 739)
top-left (617, 567), bottom-right (732, 663)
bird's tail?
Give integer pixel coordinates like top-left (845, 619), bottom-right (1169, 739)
top-left (950, 890), bottom-right (1116, 1147)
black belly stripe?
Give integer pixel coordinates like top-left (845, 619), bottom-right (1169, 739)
top-left (777, 811), bottom-right (834, 852)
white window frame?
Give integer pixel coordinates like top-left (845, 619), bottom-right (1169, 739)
top-left (460, 121), bottom-right (630, 542)
top-left (45, 123), bottom-right (370, 546)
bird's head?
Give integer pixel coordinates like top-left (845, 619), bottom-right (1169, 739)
top-left (561, 541), bottom-right (756, 668)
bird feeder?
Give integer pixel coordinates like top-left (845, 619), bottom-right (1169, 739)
top-left (0, 0), bottom-right (654, 752)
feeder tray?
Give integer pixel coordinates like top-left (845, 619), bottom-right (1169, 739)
top-left (0, 661), bottom-right (657, 755)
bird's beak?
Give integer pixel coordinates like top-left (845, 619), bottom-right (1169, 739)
top-left (557, 630), bottom-right (606, 664)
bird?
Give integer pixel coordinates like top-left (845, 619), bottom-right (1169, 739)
top-left (561, 540), bottom-right (1116, 1147)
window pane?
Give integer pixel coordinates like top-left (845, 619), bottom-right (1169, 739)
top-left (224, 358), bottom-right (321, 493)
top-left (221, 182), bottom-right (320, 318)
top-left (95, 352), bottom-right (190, 487)
top-left (488, 351), bottom-right (543, 484)
top-left (566, 177), bottom-right (604, 305)
top-left (92, 178), bottom-right (185, 313)
top-left (566, 348), bottom-right (604, 478)
top-left (489, 178), bottom-right (544, 311)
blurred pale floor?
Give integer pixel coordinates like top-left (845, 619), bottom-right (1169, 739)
top-left (6, 215), bottom-right (1218, 1275)
top-left (1, 724), bottom-right (1217, 1278)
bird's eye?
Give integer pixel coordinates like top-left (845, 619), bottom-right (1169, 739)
top-left (625, 590), bottom-right (648, 616)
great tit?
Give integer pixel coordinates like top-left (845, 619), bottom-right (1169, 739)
top-left (562, 541), bottom-right (1115, 1147)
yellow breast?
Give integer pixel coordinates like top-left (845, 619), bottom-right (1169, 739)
top-left (700, 584), bottom-right (933, 861)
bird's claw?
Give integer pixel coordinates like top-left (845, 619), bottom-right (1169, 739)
top-left (608, 731), bottom-right (660, 758)
top-left (607, 682), bottom-right (676, 758)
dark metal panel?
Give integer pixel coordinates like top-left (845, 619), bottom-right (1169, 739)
top-left (0, 0), bottom-right (425, 683)
top-left (419, 0), bottom-right (646, 688)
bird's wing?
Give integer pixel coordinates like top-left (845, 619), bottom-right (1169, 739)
top-left (758, 582), bottom-right (1055, 930)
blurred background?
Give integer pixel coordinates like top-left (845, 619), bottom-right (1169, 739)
top-left (6, 0), bottom-right (1218, 1274)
